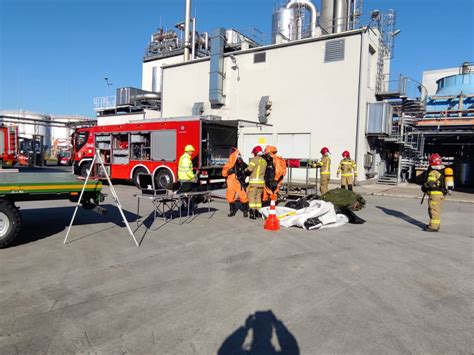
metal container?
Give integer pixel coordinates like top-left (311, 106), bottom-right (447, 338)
top-left (455, 162), bottom-right (472, 186)
top-left (271, 8), bottom-right (297, 44)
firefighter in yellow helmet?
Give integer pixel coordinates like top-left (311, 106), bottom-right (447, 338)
top-left (314, 146), bottom-right (331, 195)
top-left (422, 153), bottom-right (447, 232)
top-left (246, 146), bottom-right (267, 219)
top-left (337, 150), bottom-right (357, 191)
top-left (178, 144), bottom-right (196, 193)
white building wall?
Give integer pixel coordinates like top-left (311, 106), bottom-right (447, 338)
top-left (160, 29), bottom-right (382, 181)
top-left (142, 55), bottom-right (184, 92)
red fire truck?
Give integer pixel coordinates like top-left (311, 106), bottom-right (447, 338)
top-left (72, 117), bottom-right (238, 189)
top-left (0, 124), bottom-right (18, 168)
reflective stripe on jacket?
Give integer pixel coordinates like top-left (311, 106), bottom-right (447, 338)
top-left (178, 153), bottom-right (194, 181)
top-left (337, 158), bottom-right (357, 177)
top-left (247, 156), bottom-right (267, 186)
top-left (425, 169), bottom-right (444, 195)
top-left (317, 155), bottom-right (331, 175)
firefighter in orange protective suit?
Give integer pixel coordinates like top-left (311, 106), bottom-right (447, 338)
top-left (222, 148), bottom-right (249, 217)
top-left (262, 145), bottom-right (287, 203)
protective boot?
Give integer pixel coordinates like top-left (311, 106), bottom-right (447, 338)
top-left (255, 209), bottom-right (262, 219)
top-left (228, 203), bottom-right (237, 217)
top-left (249, 209), bottom-right (256, 220)
top-left (243, 203), bottom-right (249, 218)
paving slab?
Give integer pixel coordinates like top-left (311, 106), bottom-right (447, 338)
top-left (0, 183), bottom-right (473, 354)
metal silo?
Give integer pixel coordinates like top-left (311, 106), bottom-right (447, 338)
top-left (272, 7), bottom-right (297, 44)
top-left (3, 111), bottom-right (52, 149)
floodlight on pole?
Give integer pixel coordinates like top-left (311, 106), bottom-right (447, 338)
top-left (104, 77), bottom-right (113, 97)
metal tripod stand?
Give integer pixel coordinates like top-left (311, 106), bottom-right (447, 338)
top-left (64, 149), bottom-right (139, 247)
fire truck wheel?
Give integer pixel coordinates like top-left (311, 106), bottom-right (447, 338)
top-left (80, 162), bottom-right (91, 178)
top-left (0, 200), bottom-right (22, 249)
top-left (155, 169), bottom-right (173, 190)
top-left (133, 167), bottom-right (148, 188)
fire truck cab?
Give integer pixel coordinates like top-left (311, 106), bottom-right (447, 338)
top-left (0, 124), bottom-right (18, 168)
top-left (73, 117), bottom-right (238, 189)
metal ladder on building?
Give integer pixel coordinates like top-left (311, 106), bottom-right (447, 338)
top-left (375, 32), bottom-right (386, 94)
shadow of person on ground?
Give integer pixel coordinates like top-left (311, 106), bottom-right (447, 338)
top-left (12, 204), bottom-right (138, 247)
top-left (376, 206), bottom-right (425, 229)
top-left (218, 310), bottom-right (299, 355)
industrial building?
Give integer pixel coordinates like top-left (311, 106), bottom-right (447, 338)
top-left (0, 110), bottom-right (92, 165)
top-left (133, 0), bottom-right (400, 182)
top-left (417, 63), bottom-right (474, 186)
top-left (93, 0), bottom-right (472, 186)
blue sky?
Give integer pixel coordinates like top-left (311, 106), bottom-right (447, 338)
top-left (1, 0), bottom-right (472, 117)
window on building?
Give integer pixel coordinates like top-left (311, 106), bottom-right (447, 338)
top-left (254, 52), bottom-right (266, 63)
top-left (324, 39), bottom-right (345, 63)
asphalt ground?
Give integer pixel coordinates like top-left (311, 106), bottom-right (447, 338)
top-left (0, 170), bottom-right (473, 354)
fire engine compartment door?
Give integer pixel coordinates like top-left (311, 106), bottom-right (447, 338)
top-left (201, 121), bottom-right (238, 167)
top-left (0, 131), bottom-right (4, 155)
top-left (151, 130), bottom-right (177, 162)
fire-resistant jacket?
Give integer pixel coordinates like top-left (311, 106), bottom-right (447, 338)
top-left (424, 169), bottom-right (445, 196)
top-left (246, 156), bottom-right (267, 186)
top-left (316, 155), bottom-right (331, 176)
top-left (178, 153), bottom-right (194, 181)
top-left (337, 158), bottom-right (357, 177)
top-left (263, 145), bottom-right (287, 201)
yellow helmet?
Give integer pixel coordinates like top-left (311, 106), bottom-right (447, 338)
top-left (184, 144), bottom-right (195, 152)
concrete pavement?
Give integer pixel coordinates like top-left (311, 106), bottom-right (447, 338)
top-left (0, 183), bottom-right (473, 354)
top-left (354, 182), bottom-right (474, 204)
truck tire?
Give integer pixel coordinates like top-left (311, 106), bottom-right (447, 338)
top-left (155, 169), bottom-right (173, 189)
top-left (80, 162), bottom-right (91, 178)
top-left (132, 167), bottom-right (148, 188)
top-left (0, 200), bottom-right (22, 248)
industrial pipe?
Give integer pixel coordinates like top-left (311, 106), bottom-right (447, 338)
top-left (334, 0), bottom-right (348, 33)
top-left (286, 0), bottom-right (318, 38)
top-left (320, 0), bottom-right (334, 34)
top-left (135, 93), bottom-right (161, 100)
top-left (184, 0), bottom-right (192, 61)
top-left (191, 17), bottom-right (196, 60)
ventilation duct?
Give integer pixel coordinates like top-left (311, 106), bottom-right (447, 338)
top-left (209, 27), bottom-right (226, 106)
top-left (192, 102), bottom-right (204, 116)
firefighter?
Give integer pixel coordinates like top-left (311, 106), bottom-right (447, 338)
top-left (246, 146), bottom-right (267, 219)
top-left (314, 147), bottom-right (331, 195)
top-left (177, 144), bottom-right (196, 193)
top-left (422, 153), bottom-right (446, 232)
top-left (337, 151), bottom-right (357, 191)
top-left (262, 145), bottom-right (287, 203)
top-left (222, 148), bottom-right (249, 217)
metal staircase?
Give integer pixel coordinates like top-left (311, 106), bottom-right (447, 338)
top-left (375, 76), bottom-right (427, 185)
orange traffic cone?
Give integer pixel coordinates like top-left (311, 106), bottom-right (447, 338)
top-left (264, 199), bottom-right (280, 231)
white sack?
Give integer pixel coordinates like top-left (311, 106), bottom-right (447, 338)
top-left (260, 200), bottom-right (342, 229)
